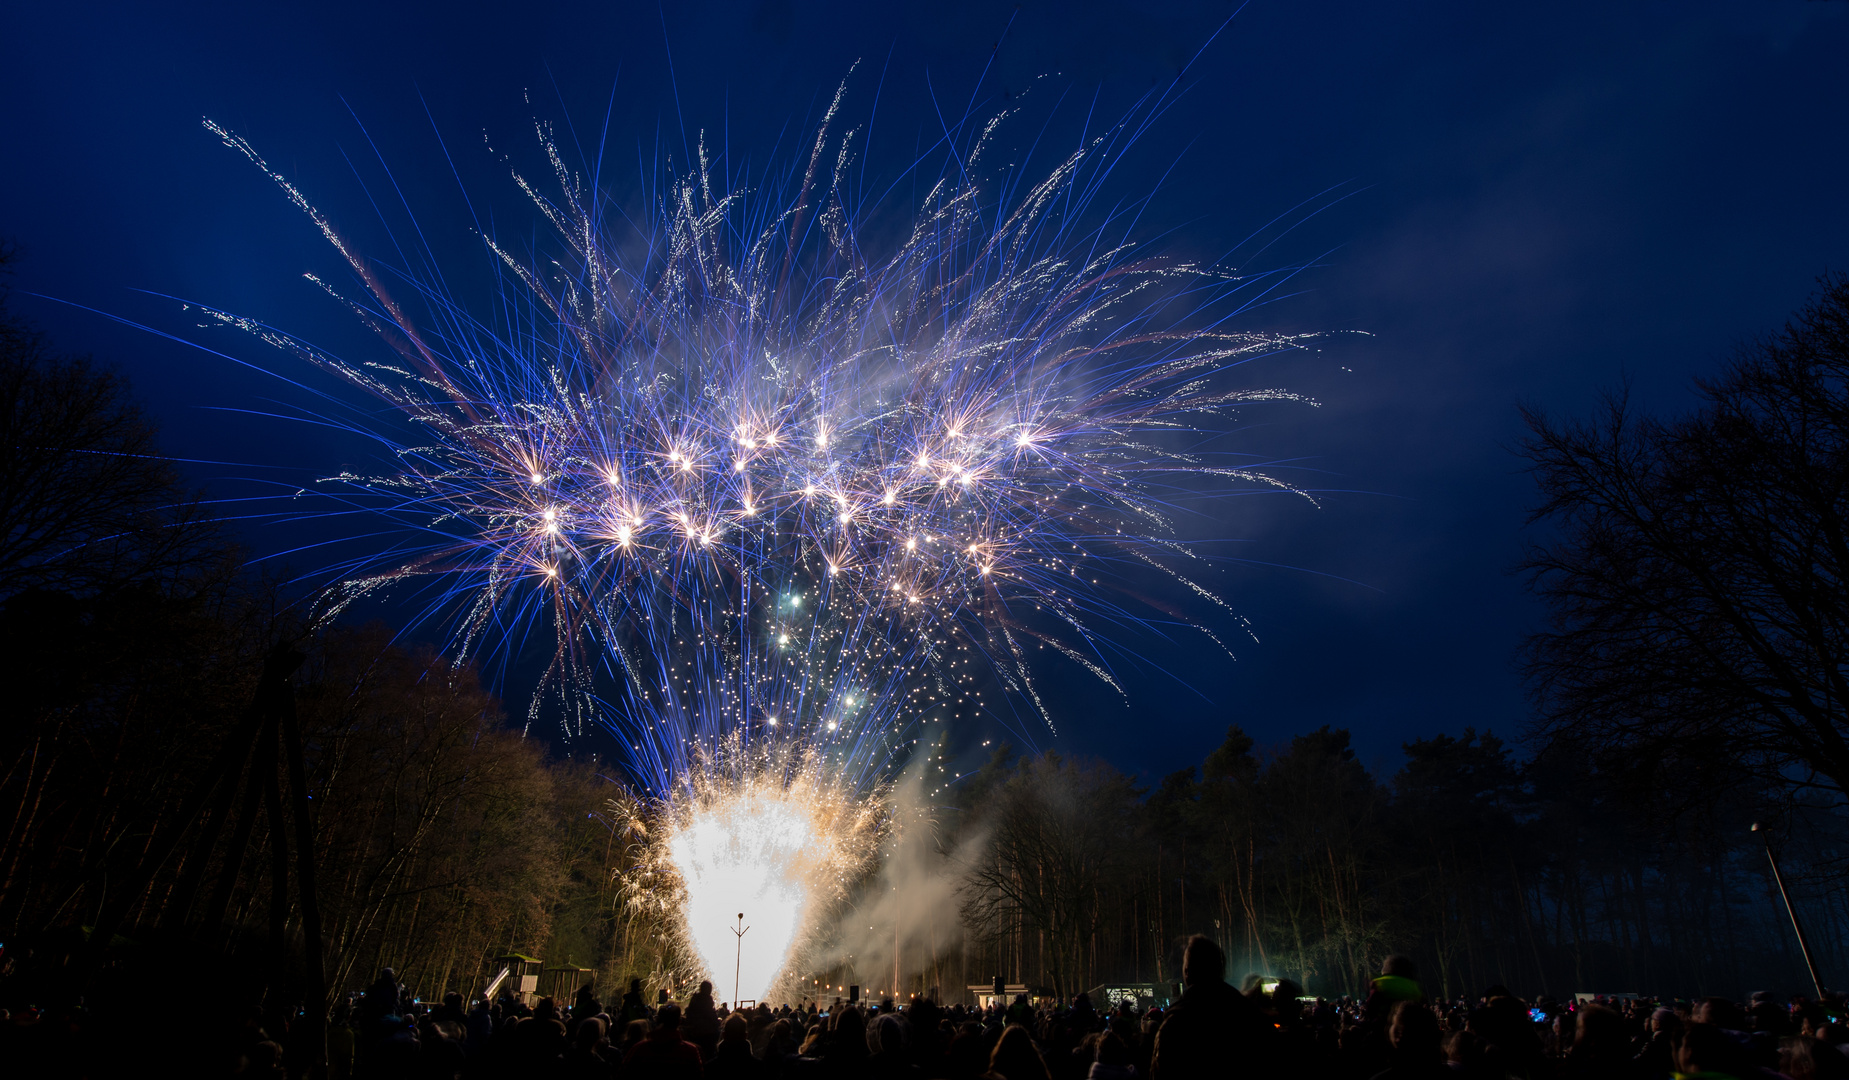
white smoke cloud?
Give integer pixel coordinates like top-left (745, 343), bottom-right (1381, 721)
top-left (799, 741), bottom-right (987, 1003)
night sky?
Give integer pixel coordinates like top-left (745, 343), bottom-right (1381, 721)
top-left (4, 2), bottom-right (1847, 782)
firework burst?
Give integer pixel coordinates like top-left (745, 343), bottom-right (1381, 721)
top-left (200, 83), bottom-right (1320, 797)
top-left (186, 73), bottom-right (1336, 998)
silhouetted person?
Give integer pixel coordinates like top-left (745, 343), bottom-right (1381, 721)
top-left (359, 968), bottom-right (403, 1024)
top-left (431, 991), bottom-right (467, 1028)
top-left (1446, 1029), bottom-right (1497, 1080)
top-left (1783, 1036), bottom-right (1849, 1080)
top-left (576, 979), bottom-right (603, 1022)
top-left (418, 1017), bottom-right (467, 1080)
top-left (622, 979), bottom-right (652, 1026)
top-left (1089, 1030), bottom-right (1137, 1080)
top-left (1370, 1000), bottom-right (1449, 1080)
top-left (1633, 1008), bottom-right (1683, 1080)
top-left (869, 1013), bottom-right (922, 1079)
top-left (1563, 1004), bottom-right (1633, 1080)
top-left (687, 980), bottom-right (722, 1059)
top-left (948, 1021), bottom-right (992, 1078)
top-left (562, 1016), bottom-right (617, 1080)
top-left (1150, 934), bottom-right (1273, 1079)
top-left (823, 1004), bottom-right (871, 1078)
top-left (1677, 1022), bottom-right (1756, 1080)
top-left (706, 1013), bottom-right (769, 1079)
top-left (624, 1003), bottom-right (705, 1079)
top-left (1693, 998), bottom-right (1748, 1035)
top-left (1365, 957), bottom-right (1424, 1023)
top-left (1749, 993), bottom-right (1790, 1037)
top-left (987, 1023), bottom-right (1053, 1080)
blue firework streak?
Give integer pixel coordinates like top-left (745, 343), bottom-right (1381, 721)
top-left (195, 84), bottom-right (1324, 795)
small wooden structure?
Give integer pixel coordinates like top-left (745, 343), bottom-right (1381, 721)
top-left (966, 982), bottom-right (1030, 1008)
top-left (492, 954), bottom-right (544, 1006)
top-left (1084, 983), bottom-right (1164, 1009)
top-left (543, 965), bottom-right (597, 1003)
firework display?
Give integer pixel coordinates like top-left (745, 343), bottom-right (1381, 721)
top-left (201, 84), bottom-right (1313, 999)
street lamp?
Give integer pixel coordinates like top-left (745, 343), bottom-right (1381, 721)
top-left (1753, 822), bottom-right (1825, 999)
top-left (732, 912), bottom-right (751, 1006)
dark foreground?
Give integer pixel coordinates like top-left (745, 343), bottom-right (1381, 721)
top-left (2, 938), bottom-right (1843, 1080)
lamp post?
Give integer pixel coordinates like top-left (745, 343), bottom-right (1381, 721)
top-left (1753, 822), bottom-right (1825, 999)
top-left (732, 912), bottom-right (751, 1006)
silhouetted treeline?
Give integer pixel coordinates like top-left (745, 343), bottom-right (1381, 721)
top-left (1522, 274), bottom-right (1849, 817)
top-left (943, 729), bottom-right (1847, 1004)
top-left (0, 245), bottom-right (623, 1018)
top-left (937, 277), bottom-right (1849, 1006)
top-left (0, 599), bottom-right (621, 994)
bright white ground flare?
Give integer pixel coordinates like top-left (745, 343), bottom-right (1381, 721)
top-left (663, 769), bottom-right (883, 1004)
top-left (668, 792), bottom-right (815, 1003)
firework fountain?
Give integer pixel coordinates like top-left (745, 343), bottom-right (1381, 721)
top-left (199, 79), bottom-right (1320, 1000)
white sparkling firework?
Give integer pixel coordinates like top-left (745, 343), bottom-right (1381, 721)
top-left (200, 82), bottom-right (1328, 993)
top-left (201, 90), bottom-right (1319, 792)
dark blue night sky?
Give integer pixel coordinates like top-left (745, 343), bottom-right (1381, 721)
top-left (4, 1), bottom-right (1847, 781)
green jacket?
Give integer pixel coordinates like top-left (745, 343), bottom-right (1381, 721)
top-left (1369, 974), bottom-right (1424, 1003)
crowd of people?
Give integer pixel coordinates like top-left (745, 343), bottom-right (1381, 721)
top-left (5, 935), bottom-right (1846, 1079)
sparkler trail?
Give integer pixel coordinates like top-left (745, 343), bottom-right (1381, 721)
top-left (198, 86), bottom-right (1325, 800)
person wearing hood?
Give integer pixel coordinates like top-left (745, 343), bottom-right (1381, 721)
top-left (1089, 1030), bottom-right (1138, 1080)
